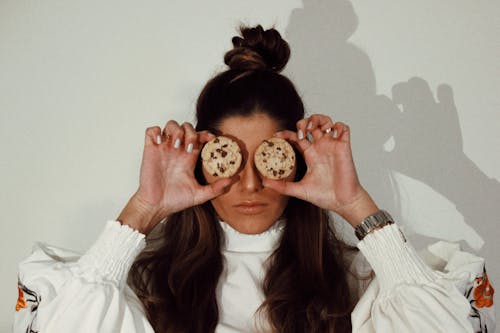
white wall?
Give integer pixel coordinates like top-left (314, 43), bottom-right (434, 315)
top-left (1, 0), bottom-right (498, 331)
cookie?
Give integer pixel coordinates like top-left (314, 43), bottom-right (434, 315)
top-left (201, 136), bottom-right (242, 177)
top-left (254, 137), bottom-right (296, 179)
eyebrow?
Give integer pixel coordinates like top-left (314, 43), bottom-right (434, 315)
top-left (207, 127), bottom-right (223, 136)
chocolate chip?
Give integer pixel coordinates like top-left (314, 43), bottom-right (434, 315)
top-left (263, 159), bottom-right (267, 163)
top-left (279, 169), bottom-right (285, 175)
top-left (214, 138), bottom-right (219, 143)
top-left (263, 140), bottom-right (274, 147)
top-left (219, 167), bottom-right (225, 173)
top-left (222, 144), bottom-right (228, 148)
top-left (213, 172), bottom-right (218, 176)
top-left (273, 170), bottom-right (277, 176)
top-left (229, 161), bottom-right (235, 165)
top-left (277, 147), bottom-right (281, 151)
top-left (221, 150), bottom-right (227, 157)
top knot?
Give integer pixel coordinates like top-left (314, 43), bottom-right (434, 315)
top-left (224, 25), bottom-right (290, 73)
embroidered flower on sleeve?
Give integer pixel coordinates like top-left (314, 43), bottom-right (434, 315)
top-left (16, 278), bottom-right (41, 333)
top-left (473, 269), bottom-right (494, 308)
top-left (465, 265), bottom-right (495, 332)
top-left (16, 285), bottom-right (27, 311)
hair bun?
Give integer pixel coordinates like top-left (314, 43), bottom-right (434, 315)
top-left (224, 25), bottom-right (290, 73)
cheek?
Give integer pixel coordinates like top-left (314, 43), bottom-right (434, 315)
top-left (210, 195), bottom-right (224, 209)
top-left (285, 164), bottom-right (297, 182)
top-left (208, 188), bottom-right (237, 220)
top-left (271, 193), bottom-right (290, 218)
top-left (202, 168), bottom-right (217, 184)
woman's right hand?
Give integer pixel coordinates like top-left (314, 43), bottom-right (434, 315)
top-left (117, 120), bottom-right (239, 235)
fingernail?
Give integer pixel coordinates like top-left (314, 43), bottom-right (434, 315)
top-left (186, 143), bottom-right (193, 153)
top-left (333, 129), bottom-right (338, 138)
top-left (274, 131), bottom-right (282, 136)
top-left (298, 130), bottom-right (304, 140)
top-left (307, 121), bottom-right (313, 129)
top-left (174, 138), bottom-right (181, 149)
top-left (156, 135), bottom-right (162, 145)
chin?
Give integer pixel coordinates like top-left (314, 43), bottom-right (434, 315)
top-left (225, 215), bottom-right (278, 235)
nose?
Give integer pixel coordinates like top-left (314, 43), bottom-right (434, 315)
top-left (239, 159), bottom-right (263, 192)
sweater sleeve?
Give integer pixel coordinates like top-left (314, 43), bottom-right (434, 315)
top-left (351, 224), bottom-right (495, 333)
top-left (13, 221), bottom-right (155, 333)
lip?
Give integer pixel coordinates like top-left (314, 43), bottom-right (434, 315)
top-left (234, 201), bottom-right (268, 214)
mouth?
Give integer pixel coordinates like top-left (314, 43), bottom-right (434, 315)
top-left (234, 201), bottom-right (268, 214)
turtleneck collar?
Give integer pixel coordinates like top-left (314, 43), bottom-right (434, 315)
top-left (219, 219), bottom-right (286, 253)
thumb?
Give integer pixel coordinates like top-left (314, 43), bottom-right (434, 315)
top-left (262, 178), bottom-right (304, 200)
top-left (196, 175), bottom-right (240, 204)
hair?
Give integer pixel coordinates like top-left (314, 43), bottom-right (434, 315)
top-left (128, 25), bottom-right (356, 333)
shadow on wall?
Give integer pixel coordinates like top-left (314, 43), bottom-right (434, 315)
top-left (284, 0), bottom-right (500, 276)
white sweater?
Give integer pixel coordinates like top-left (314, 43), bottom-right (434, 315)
top-left (14, 220), bottom-right (495, 332)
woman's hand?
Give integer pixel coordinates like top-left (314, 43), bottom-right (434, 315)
top-left (118, 121), bottom-right (238, 234)
top-left (262, 114), bottom-right (379, 226)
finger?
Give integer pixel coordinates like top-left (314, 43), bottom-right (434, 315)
top-left (333, 122), bottom-right (350, 142)
top-left (310, 127), bottom-right (325, 142)
top-left (163, 120), bottom-right (184, 149)
top-left (295, 118), bottom-right (309, 141)
top-left (181, 122), bottom-right (197, 153)
top-left (144, 126), bottom-right (163, 147)
top-left (198, 130), bottom-right (217, 144)
top-left (161, 120), bottom-right (174, 143)
top-left (305, 114), bottom-right (334, 129)
top-left (273, 130), bottom-right (310, 153)
top-left (262, 178), bottom-right (306, 200)
top-left (307, 114), bottom-right (335, 141)
top-left (195, 175), bottom-right (240, 203)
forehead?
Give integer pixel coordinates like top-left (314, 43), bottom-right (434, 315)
top-left (217, 113), bottom-right (283, 146)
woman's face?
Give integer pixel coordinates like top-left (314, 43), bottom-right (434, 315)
top-left (202, 113), bottom-right (296, 234)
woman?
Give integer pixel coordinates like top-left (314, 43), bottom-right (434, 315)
top-left (14, 25), bottom-right (494, 332)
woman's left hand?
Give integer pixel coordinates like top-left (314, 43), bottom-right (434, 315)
top-left (262, 114), bottom-right (379, 226)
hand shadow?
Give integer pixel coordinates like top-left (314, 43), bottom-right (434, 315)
top-left (389, 77), bottom-right (500, 251)
top-left (284, 0), bottom-right (500, 272)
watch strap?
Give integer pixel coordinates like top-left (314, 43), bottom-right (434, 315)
top-left (354, 209), bottom-right (394, 240)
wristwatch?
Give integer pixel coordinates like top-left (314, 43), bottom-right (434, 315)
top-left (354, 209), bottom-right (394, 240)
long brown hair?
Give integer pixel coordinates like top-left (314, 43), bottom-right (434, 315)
top-left (128, 25), bottom-right (355, 332)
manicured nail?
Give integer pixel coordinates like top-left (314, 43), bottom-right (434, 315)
top-left (298, 130), bottom-right (304, 140)
top-left (186, 143), bottom-right (193, 153)
top-left (307, 121), bottom-right (313, 129)
top-left (156, 135), bottom-right (162, 145)
top-left (333, 129), bottom-right (338, 138)
top-left (174, 138), bottom-right (181, 149)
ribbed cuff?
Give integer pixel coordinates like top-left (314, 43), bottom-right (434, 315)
top-left (76, 221), bottom-right (146, 288)
top-left (357, 224), bottom-right (438, 292)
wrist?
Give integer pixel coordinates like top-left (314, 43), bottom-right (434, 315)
top-left (117, 194), bottom-right (163, 235)
top-left (336, 189), bottom-right (379, 227)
